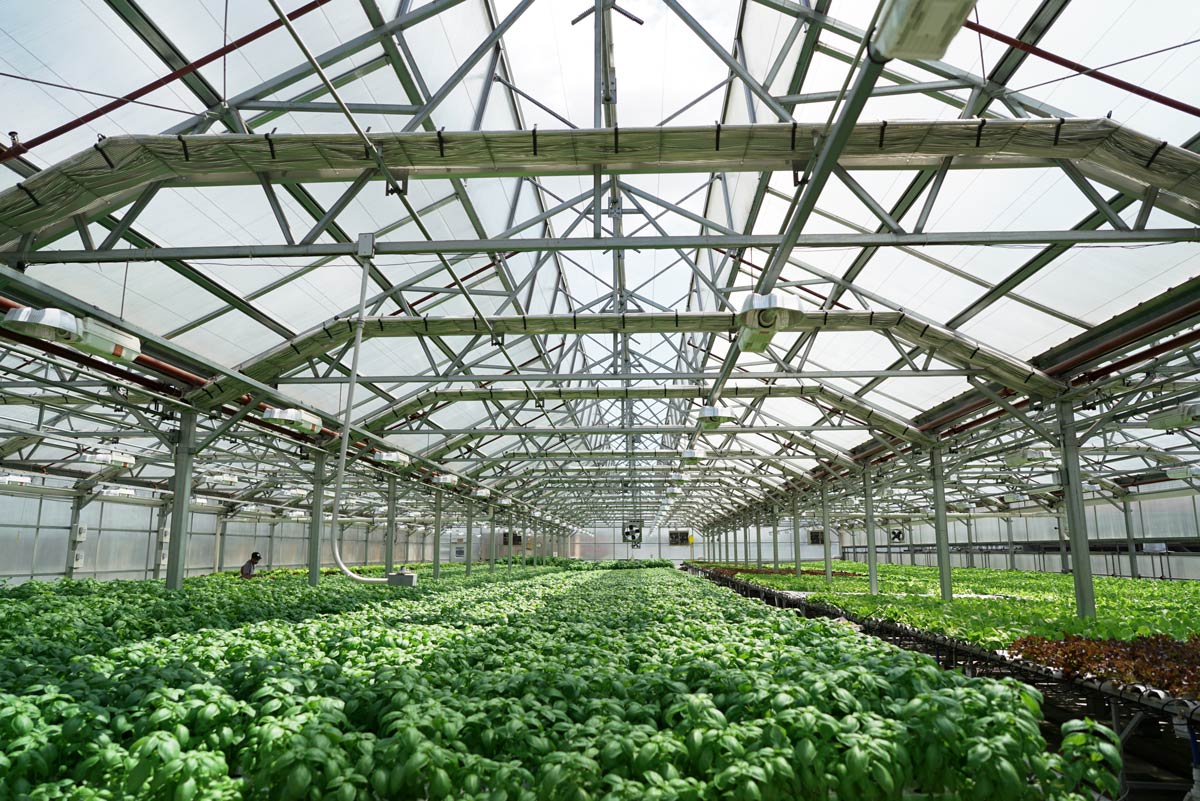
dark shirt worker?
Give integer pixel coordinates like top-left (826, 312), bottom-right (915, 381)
top-left (240, 552), bottom-right (262, 579)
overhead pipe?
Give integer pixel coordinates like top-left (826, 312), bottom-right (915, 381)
top-left (963, 19), bottom-right (1200, 120)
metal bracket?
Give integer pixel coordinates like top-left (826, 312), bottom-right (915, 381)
top-left (356, 233), bottom-right (376, 259)
top-left (385, 169), bottom-right (409, 196)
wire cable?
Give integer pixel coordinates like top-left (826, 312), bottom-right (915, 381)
top-left (0, 71), bottom-right (197, 116)
top-left (1010, 37), bottom-right (1200, 95)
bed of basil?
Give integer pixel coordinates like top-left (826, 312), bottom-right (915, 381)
top-left (698, 560), bottom-right (1200, 648)
top-left (0, 564), bottom-right (1118, 800)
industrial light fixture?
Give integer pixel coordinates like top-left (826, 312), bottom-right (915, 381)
top-left (376, 450), bottom-right (411, 466)
top-left (735, 293), bottom-right (799, 354)
top-left (2, 308), bottom-right (143, 362)
top-left (208, 472), bottom-right (238, 487)
top-left (432, 474), bottom-right (458, 486)
top-left (668, 471), bottom-right (686, 483)
top-left (1145, 404), bottom-right (1200, 430)
top-left (872, 0), bottom-right (978, 61)
top-left (2, 308), bottom-right (79, 342)
top-left (0, 474), bottom-right (32, 486)
top-left (86, 450), bottom-right (137, 468)
top-left (498, 498), bottom-right (513, 507)
top-left (473, 487), bottom-right (492, 499)
top-left (1164, 465), bottom-right (1200, 480)
top-left (99, 487), bottom-right (136, 498)
top-left (262, 408), bottom-right (322, 434)
top-left (1002, 448), bottom-right (1052, 468)
top-left (75, 318), bottom-right (141, 362)
top-left (697, 405), bottom-right (736, 429)
top-left (681, 448), bottom-right (707, 465)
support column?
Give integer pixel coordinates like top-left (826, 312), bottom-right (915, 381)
top-left (385, 475), bottom-right (397, 574)
top-left (964, 516), bottom-right (975, 569)
top-left (521, 517), bottom-right (528, 568)
top-left (465, 502), bottom-right (474, 576)
top-left (507, 512), bottom-right (514, 570)
top-left (432, 489), bottom-right (444, 580)
top-left (215, 514), bottom-right (228, 574)
top-left (1122, 499), bottom-right (1139, 578)
top-left (755, 519), bottom-right (763, 568)
top-left (742, 517), bottom-right (750, 566)
top-left (792, 495), bottom-right (801, 577)
top-left (152, 504), bottom-right (168, 580)
top-left (930, 446), bottom-right (952, 601)
top-left (863, 468), bottom-right (878, 595)
top-left (1055, 507), bottom-right (1071, 573)
top-left (771, 512), bottom-right (779, 570)
top-left (65, 494), bottom-right (86, 579)
top-left (1057, 399), bottom-right (1097, 618)
top-left (821, 484), bottom-right (832, 583)
top-left (307, 451), bottom-right (326, 586)
top-left (165, 409), bottom-right (197, 591)
top-left (488, 506), bottom-right (497, 573)
top-left (1006, 517), bottom-right (1016, 571)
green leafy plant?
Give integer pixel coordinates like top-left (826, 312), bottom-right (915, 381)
top-left (0, 566), bottom-right (1116, 799)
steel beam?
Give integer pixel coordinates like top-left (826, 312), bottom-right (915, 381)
top-left (1122, 499), bottom-right (1139, 579)
top-left (930, 446), bottom-right (952, 601)
top-left (465, 501), bottom-right (474, 576)
top-left (17, 228), bottom-right (1195, 266)
top-left (821, 483), bottom-right (832, 582)
top-left (1057, 399), bottom-right (1096, 617)
top-left (863, 468), bottom-right (878, 594)
top-left (307, 451), bottom-right (326, 586)
top-left (165, 409), bottom-right (197, 590)
top-left (385, 474), bottom-right (397, 573)
top-left (433, 488), bottom-right (443, 579)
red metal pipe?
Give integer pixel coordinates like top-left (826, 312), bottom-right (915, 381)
top-left (821, 311), bottom-right (1200, 480)
top-left (1049, 296), bottom-right (1200, 379)
top-left (963, 19), bottom-right (1200, 119)
top-left (0, 327), bottom-right (181, 397)
top-left (388, 252), bottom-right (519, 316)
top-left (1075, 326), bottom-right (1200, 386)
top-left (713, 249), bottom-right (849, 309)
top-left (0, 0), bottom-right (336, 164)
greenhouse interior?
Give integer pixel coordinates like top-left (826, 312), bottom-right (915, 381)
top-left (1, 0), bottom-right (1199, 798)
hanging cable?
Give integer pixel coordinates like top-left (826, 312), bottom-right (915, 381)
top-left (0, 71), bottom-right (197, 115)
top-left (1009, 37), bottom-right (1200, 95)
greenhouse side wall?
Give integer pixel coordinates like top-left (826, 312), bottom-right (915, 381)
top-left (0, 481), bottom-right (383, 586)
top-left (4, 484), bottom-right (1200, 584)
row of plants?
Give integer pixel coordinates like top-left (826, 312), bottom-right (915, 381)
top-left (249, 559), bottom-right (673, 581)
top-left (695, 560), bottom-right (1200, 695)
top-left (0, 559), bottom-right (669, 658)
top-left (0, 567), bottom-right (1118, 799)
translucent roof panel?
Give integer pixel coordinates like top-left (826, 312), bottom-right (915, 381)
top-left (0, 0), bottom-right (1197, 529)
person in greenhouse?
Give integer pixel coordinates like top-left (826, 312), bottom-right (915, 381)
top-left (239, 552), bottom-right (262, 579)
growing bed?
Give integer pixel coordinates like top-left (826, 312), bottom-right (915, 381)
top-left (0, 564), bottom-right (1119, 800)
